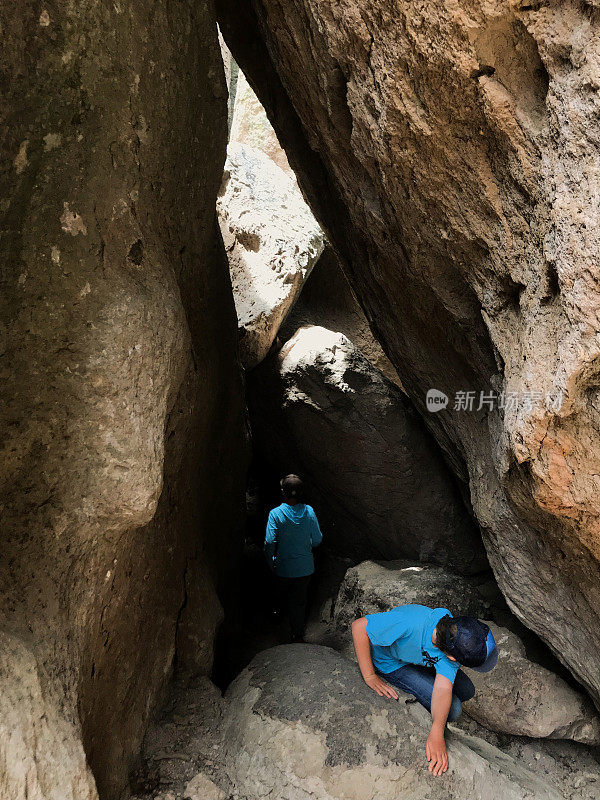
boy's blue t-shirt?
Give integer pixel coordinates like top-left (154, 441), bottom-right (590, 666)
top-left (264, 503), bottom-right (323, 577)
top-left (366, 604), bottom-right (460, 684)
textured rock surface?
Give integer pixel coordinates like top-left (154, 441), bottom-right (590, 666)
top-left (223, 644), bottom-right (561, 800)
top-left (217, 0), bottom-right (600, 703)
top-left (0, 633), bottom-right (97, 800)
top-left (333, 560), bottom-right (491, 636)
top-left (281, 247), bottom-right (403, 388)
top-left (217, 142), bottom-right (325, 369)
top-left (0, 4), bottom-right (246, 799)
top-left (230, 70), bottom-right (293, 175)
top-left (249, 326), bottom-right (486, 571)
top-left (465, 623), bottom-right (600, 745)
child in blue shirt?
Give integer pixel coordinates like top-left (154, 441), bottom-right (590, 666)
top-left (352, 604), bottom-right (497, 777)
top-left (264, 474), bottom-right (322, 642)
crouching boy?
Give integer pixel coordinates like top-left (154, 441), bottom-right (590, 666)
top-left (352, 604), bottom-right (497, 776)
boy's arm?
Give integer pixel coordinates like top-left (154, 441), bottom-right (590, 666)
top-left (426, 674), bottom-right (453, 776)
top-left (309, 509), bottom-right (323, 548)
top-left (351, 617), bottom-right (399, 700)
top-left (264, 512), bottom-right (278, 570)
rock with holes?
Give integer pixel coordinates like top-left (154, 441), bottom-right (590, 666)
top-left (464, 623), bottom-right (600, 745)
top-left (248, 326), bottom-right (486, 572)
top-left (218, 0), bottom-right (600, 705)
top-left (223, 644), bottom-right (561, 800)
top-left (217, 142), bottom-right (325, 369)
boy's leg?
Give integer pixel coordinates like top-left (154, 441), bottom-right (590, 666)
top-left (288, 575), bottom-right (311, 641)
top-left (380, 664), bottom-right (436, 710)
top-left (380, 664), bottom-right (465, 721)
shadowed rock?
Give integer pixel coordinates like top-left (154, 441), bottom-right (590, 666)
top-left (0, 4), bottom-right (246, 798)
top-left (465, 623), bottom-right (600, 745)
top-left (249, 326), bottom-right (486, 572)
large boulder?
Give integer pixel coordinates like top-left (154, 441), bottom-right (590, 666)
top-left (217, 0), bottom-right (600, 704)
top-left (217, 142), bottom-right (325, 369)
top-left (0, 5), bottom-right (246, 799)
top-left (465, 623), bottom-right (600, 745)
top-left (281, 247), bottom-right (403, 388)
top-left (223, 644), bottom-right (561, 800)
top-left (333, 560), bottom-right (491, 636)
top-left (249, 326), bottom-right (486, 572)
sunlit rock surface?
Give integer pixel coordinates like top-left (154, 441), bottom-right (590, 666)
top-left (217, 142), bottom-right (325, 369)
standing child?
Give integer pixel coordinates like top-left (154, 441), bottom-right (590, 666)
top-left (352, 604), bottom-right (497, 776)
top-left (264, 474), bottom-right (323, 642)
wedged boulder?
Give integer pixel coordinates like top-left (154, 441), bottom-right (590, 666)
top-left (465, 623), bottom-right (600, 745)
top-left (333, 560), bottom-right (491, 636)
top-left (248, 326), bottom-right (486, 573)
top-left (217, 142), bottom-right (325, 369)
top-left (217, 0), bottom-right (600, 702)
top-left (281, 247), bottom-right (403, 388)
top-left (223, 644), bottom-right (561, 800)
top-left (0, 5), bottom-right (246, 799)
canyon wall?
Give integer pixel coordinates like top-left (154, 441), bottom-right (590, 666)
top-left (217, 0), bottom-right (600, 703)
top-left (0, 3), bottom-right (245, 799)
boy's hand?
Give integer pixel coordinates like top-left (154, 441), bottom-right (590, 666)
top-left (426, 727), bottom-right (448, 776)
top-left (364, 674), bottom-right (399, 700)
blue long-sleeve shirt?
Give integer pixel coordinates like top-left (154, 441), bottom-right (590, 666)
top-left (264, 503), bottom-right (323, 577)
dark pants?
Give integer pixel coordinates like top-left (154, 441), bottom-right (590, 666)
top-left (378, 664), bottom-right (476, 722)
top-left (277, 575), bottom-right (311, 640)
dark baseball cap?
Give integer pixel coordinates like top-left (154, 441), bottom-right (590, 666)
top-left (443, 616), bottom-right (489, 667)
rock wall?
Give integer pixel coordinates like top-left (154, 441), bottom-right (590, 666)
top-left (217, 0), bottom-right (600, 703)
top-left (0, 4), bottom-right (246, 799)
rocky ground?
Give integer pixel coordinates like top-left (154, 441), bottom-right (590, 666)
top-left (131, 558), bottom-right (600, 800)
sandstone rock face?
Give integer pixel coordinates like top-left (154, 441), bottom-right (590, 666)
top-left (0, 4), bottom-right (246, 799)
top-left (230, 71), bottom-right (293, 175)
top-left (217, 142), bottom-right (325, 369)
top-left (223, 644), bottom-right (561, 800)
top-left (217, 0), bottom-right (600, 703)
top-left (281, 247), bottom-right (403, 388)
top-left (248, 326), bottom-right (486, 571)
top-left (333, 560), bottom-right (491, 636)
top-left (0, 633), bottom-right (97, 800)
top-left (465, 623), bottom-right (600, 745)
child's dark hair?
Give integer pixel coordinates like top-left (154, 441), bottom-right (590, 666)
top-left (434, 615), bottom-right (457, 655)
top-left (280, 474), bottom-right (304, 502)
